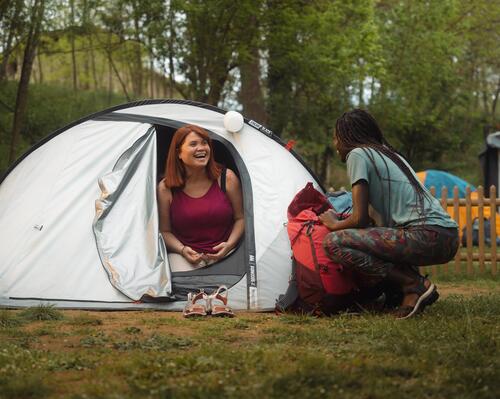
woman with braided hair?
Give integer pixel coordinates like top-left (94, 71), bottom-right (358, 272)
top-left (319, 109), bottom-right (458, 318)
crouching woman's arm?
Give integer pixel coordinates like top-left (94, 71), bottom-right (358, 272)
top-left (319, 180), bottom-right (370, 231)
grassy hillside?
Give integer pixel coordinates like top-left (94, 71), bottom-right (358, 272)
top-left (0, 81), bottom-right (128, 175)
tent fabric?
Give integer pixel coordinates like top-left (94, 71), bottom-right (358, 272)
top-left (0, 99), bottom-right (323, 311)
top-left (0, 121), bottom-right (150, 303)
top-left (93, 126), bottom-right (172, 301)
top-left (416, 169), bottom-right (475, 199)
top-left (486, 131), bottom-right (500, 148)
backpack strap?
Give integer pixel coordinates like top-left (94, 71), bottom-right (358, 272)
top-left (221, 167), bottom-right (227, 193)
top-left (305, 222), bottom-right (320, 272)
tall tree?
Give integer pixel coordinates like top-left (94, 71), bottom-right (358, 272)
top-left (265, 0), bottom-right (381, 182)
top-left (8, 0), bottom-right (46, 164)
top-left (237, 1), bottom-right (267, 123)
top-left (0, 0), bottom-right (23, 81)
top-left (69, 0), bottom-right (78, 90)
top-left (371, 0), bottom-right (500, 170)
top-left (173, 0), bottom-right (258, 105)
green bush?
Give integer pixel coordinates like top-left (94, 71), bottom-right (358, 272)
top-left (19, 304), bottom-right (64, 321)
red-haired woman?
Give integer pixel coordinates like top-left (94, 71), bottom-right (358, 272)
top-left (157, 124), bottom-right (244, 271)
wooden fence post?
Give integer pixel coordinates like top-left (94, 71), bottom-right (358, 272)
top-left (429, 186), bottom-right (438, 277)
top-left (452, 186), bottom-right (461, 274)
top-left (477, 186), bottom-right (485, 273)
top-left (465, 186), bottom-right (473, 275)
top-left (490, 185), bottom-right (497, 276)
top-left (440, 186), bottom-right (449, 275)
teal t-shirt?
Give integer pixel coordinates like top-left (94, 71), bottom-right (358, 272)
top-left (346, 147), bottom-right (458, 228)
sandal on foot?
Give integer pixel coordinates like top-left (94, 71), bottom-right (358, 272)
top-left (183, 290), bottom-right (208, 318)
top-left (207, 286), bottom-right (235, 317)
top-left (396, 276), bottom-right (439, 320)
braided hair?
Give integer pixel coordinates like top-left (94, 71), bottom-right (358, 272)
top-left (335, 109), bottom-right (429, 218)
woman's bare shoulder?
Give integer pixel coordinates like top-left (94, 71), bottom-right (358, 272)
top-left (225, 168), bottom-right (240, 185)
top-left (157, 180), bottom-right (173, 201)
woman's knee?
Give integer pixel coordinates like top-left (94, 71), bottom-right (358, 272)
top-left (322, 232), bottom-right (344, 262)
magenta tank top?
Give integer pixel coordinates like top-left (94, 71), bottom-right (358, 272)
top-left (170, 181), bottom-right (234, 254)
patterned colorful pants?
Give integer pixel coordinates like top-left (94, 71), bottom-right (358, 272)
top-left (323, 225), bottom-right (459, 278)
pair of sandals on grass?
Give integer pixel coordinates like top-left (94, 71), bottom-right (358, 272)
top-left (183, 285), bottom-right (235, 318)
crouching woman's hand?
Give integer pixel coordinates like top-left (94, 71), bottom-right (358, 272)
top-left (318, 209), bottom-right (339, 230)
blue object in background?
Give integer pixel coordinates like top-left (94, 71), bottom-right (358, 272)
top-left (327, 191), bottom-right (353, 214)
top-left (418, 169), bottom-right (475, 199)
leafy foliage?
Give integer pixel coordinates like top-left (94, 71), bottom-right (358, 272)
top-left (0, 0), bottom-right (499, 184)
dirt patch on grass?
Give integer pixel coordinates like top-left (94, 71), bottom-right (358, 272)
top-left (23, 283), bottom-right (496, 337)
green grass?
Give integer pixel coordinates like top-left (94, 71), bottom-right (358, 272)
top-left (0, 309), bottom-right (22, 327)
top-left (0, 281), bottom-right (498, 399)
top-left (68, 314), bottom-right (103, 326)
top-left (18, 304), bottom-right (64, 322)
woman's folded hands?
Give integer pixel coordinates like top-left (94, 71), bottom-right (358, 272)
top-left (181, 242), bottom-right (231, 264)
top-left (204, 241), bottom-right (231, 262)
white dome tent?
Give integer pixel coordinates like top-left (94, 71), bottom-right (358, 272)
top-left (0, 100), bottom-right (323, 311)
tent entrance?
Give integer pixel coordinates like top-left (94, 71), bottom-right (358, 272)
top-left (91, 111), bottom-right (256, 305)
top-left (153, 124), bottom-right (248, 299)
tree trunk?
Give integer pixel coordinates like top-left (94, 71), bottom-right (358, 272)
top-left (167, 4), bottom-right (176, 98)
top-left (149, 46), bottom-right (154, 98)
top-left (82, 0), bottom-right (98, 90)
top-left (206, 72), bottom-right (228, 106)
top-left (109, 51), bottom-right (130, 101)
top-left (318, 146), bottom-right (332, 187)
top-left (0, 0), bottom-right (22, 81)
top-left (106, 32), bottom-right (113, 104)
top-left (37, 50), bottom-right (43, 83)
top-left (358, 77), bottom-right (364, 107)
top-left (69, 0), bottom-right (78, 91)
top-left (8, 0), bottom-right (46, 165)
top-left (131, 9), bottom-right (142, 98)
top-left (88, 33), bottom-right (98, 90)
top-left (491, 77), bottom-right (500, 123)
top-left (239, 46), bottom-right (267, 123)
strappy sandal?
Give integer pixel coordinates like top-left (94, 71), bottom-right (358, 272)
top-left (396, 275), bottom-right (439, 320)
top-left (207, 285), bottom-right (235, 317)
top-left (183, 290), bottom-right (208, 318)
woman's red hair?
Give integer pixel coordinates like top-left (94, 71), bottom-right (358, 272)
top-left (163, 124), bottom-right (221, 188)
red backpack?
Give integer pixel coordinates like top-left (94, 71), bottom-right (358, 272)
top-left (281, 183), bottom-right (358, 314)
